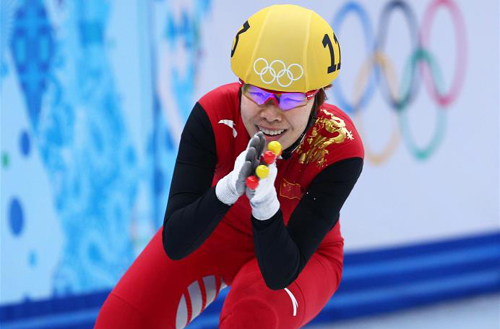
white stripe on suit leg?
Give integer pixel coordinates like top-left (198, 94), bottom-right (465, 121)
top-left (175, 294), bottom-right (188, 329)
top-left (284, 288), bottom-right (299, 317)
top-left (203, 276), bottom-right (217, 304)
top-left (176, 276), bottom-right (223, 329)
top-left (187, 281), bottom-right (203, 319)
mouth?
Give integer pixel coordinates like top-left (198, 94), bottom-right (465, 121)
top-left (256, 125), bottom-right (287, 140)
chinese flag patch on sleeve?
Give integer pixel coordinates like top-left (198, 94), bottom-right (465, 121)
top-left (280, 179), bottom-right (302, 200)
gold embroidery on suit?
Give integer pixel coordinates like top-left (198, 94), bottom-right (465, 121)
top-left (296, 109), bottom-right (354, 168)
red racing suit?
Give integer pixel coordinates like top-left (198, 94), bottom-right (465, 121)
top-left (95, 83), bottom-right (364, 329)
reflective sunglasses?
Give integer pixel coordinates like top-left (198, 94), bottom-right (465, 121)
top-left (241, 83), bottom-right (318, 111)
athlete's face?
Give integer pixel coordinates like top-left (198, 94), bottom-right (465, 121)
top-left (240, 92), bottom-right (314, 150)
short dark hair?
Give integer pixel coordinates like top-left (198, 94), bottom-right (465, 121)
top-left (314, 84), bottom-right (332, 109)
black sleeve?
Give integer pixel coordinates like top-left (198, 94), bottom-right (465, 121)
top-left (162, 103), bottom-right (231, 260)
top-left (252, 157), bottom-right (363, 290)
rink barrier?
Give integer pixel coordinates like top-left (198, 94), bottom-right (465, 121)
top-left (1, 230), bottom-right (499, 329)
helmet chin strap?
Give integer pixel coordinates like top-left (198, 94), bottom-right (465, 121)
top-left (281, 98), bottom-right (319, 160)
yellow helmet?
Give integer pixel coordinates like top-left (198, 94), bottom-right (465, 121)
top-left (230, 4), bottom-right (341, 93)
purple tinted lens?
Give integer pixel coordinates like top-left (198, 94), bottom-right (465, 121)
top-left (244, 85), bottom-right (306, 110)
top-left (278, 93), bottom-right (307, 110)
top-left (245, 86), bottom-right (276, 105)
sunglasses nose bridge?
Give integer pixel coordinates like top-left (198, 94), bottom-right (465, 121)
top-left (264, 94), bottom-right (279, 106)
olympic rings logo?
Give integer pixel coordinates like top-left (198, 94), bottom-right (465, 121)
top-left (253, 58), bottom-right (304, 88)
top-left (331, 0), bottom-right (466, 164)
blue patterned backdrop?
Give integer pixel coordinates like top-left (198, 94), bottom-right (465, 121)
top-left (1, 0), bottom-right (213, 302)
top-left (1, 0), bottom-right (499, 328)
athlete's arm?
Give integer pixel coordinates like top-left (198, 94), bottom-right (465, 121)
top-left (252, 157), bottom-right (363, 290)
top-left (162, 103), bottom-right (230, 260)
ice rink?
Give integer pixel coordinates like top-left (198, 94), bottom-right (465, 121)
top-left (309, 294), bottom-right (500, 329)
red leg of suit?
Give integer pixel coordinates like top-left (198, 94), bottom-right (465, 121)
top-left (94, 222), bottom-right (343, 329)
top-left (94, 220), bottom-right (255, 329)
top-left (220, 249), bottom-right (342, 329)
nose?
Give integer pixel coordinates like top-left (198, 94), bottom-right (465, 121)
top-left (259, 104), bottom-right (282, 123)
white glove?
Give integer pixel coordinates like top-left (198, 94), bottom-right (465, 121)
top-left (216, 132), bottom-right (265, 205)
top-left (247, 160), bottom-right (280, 220)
